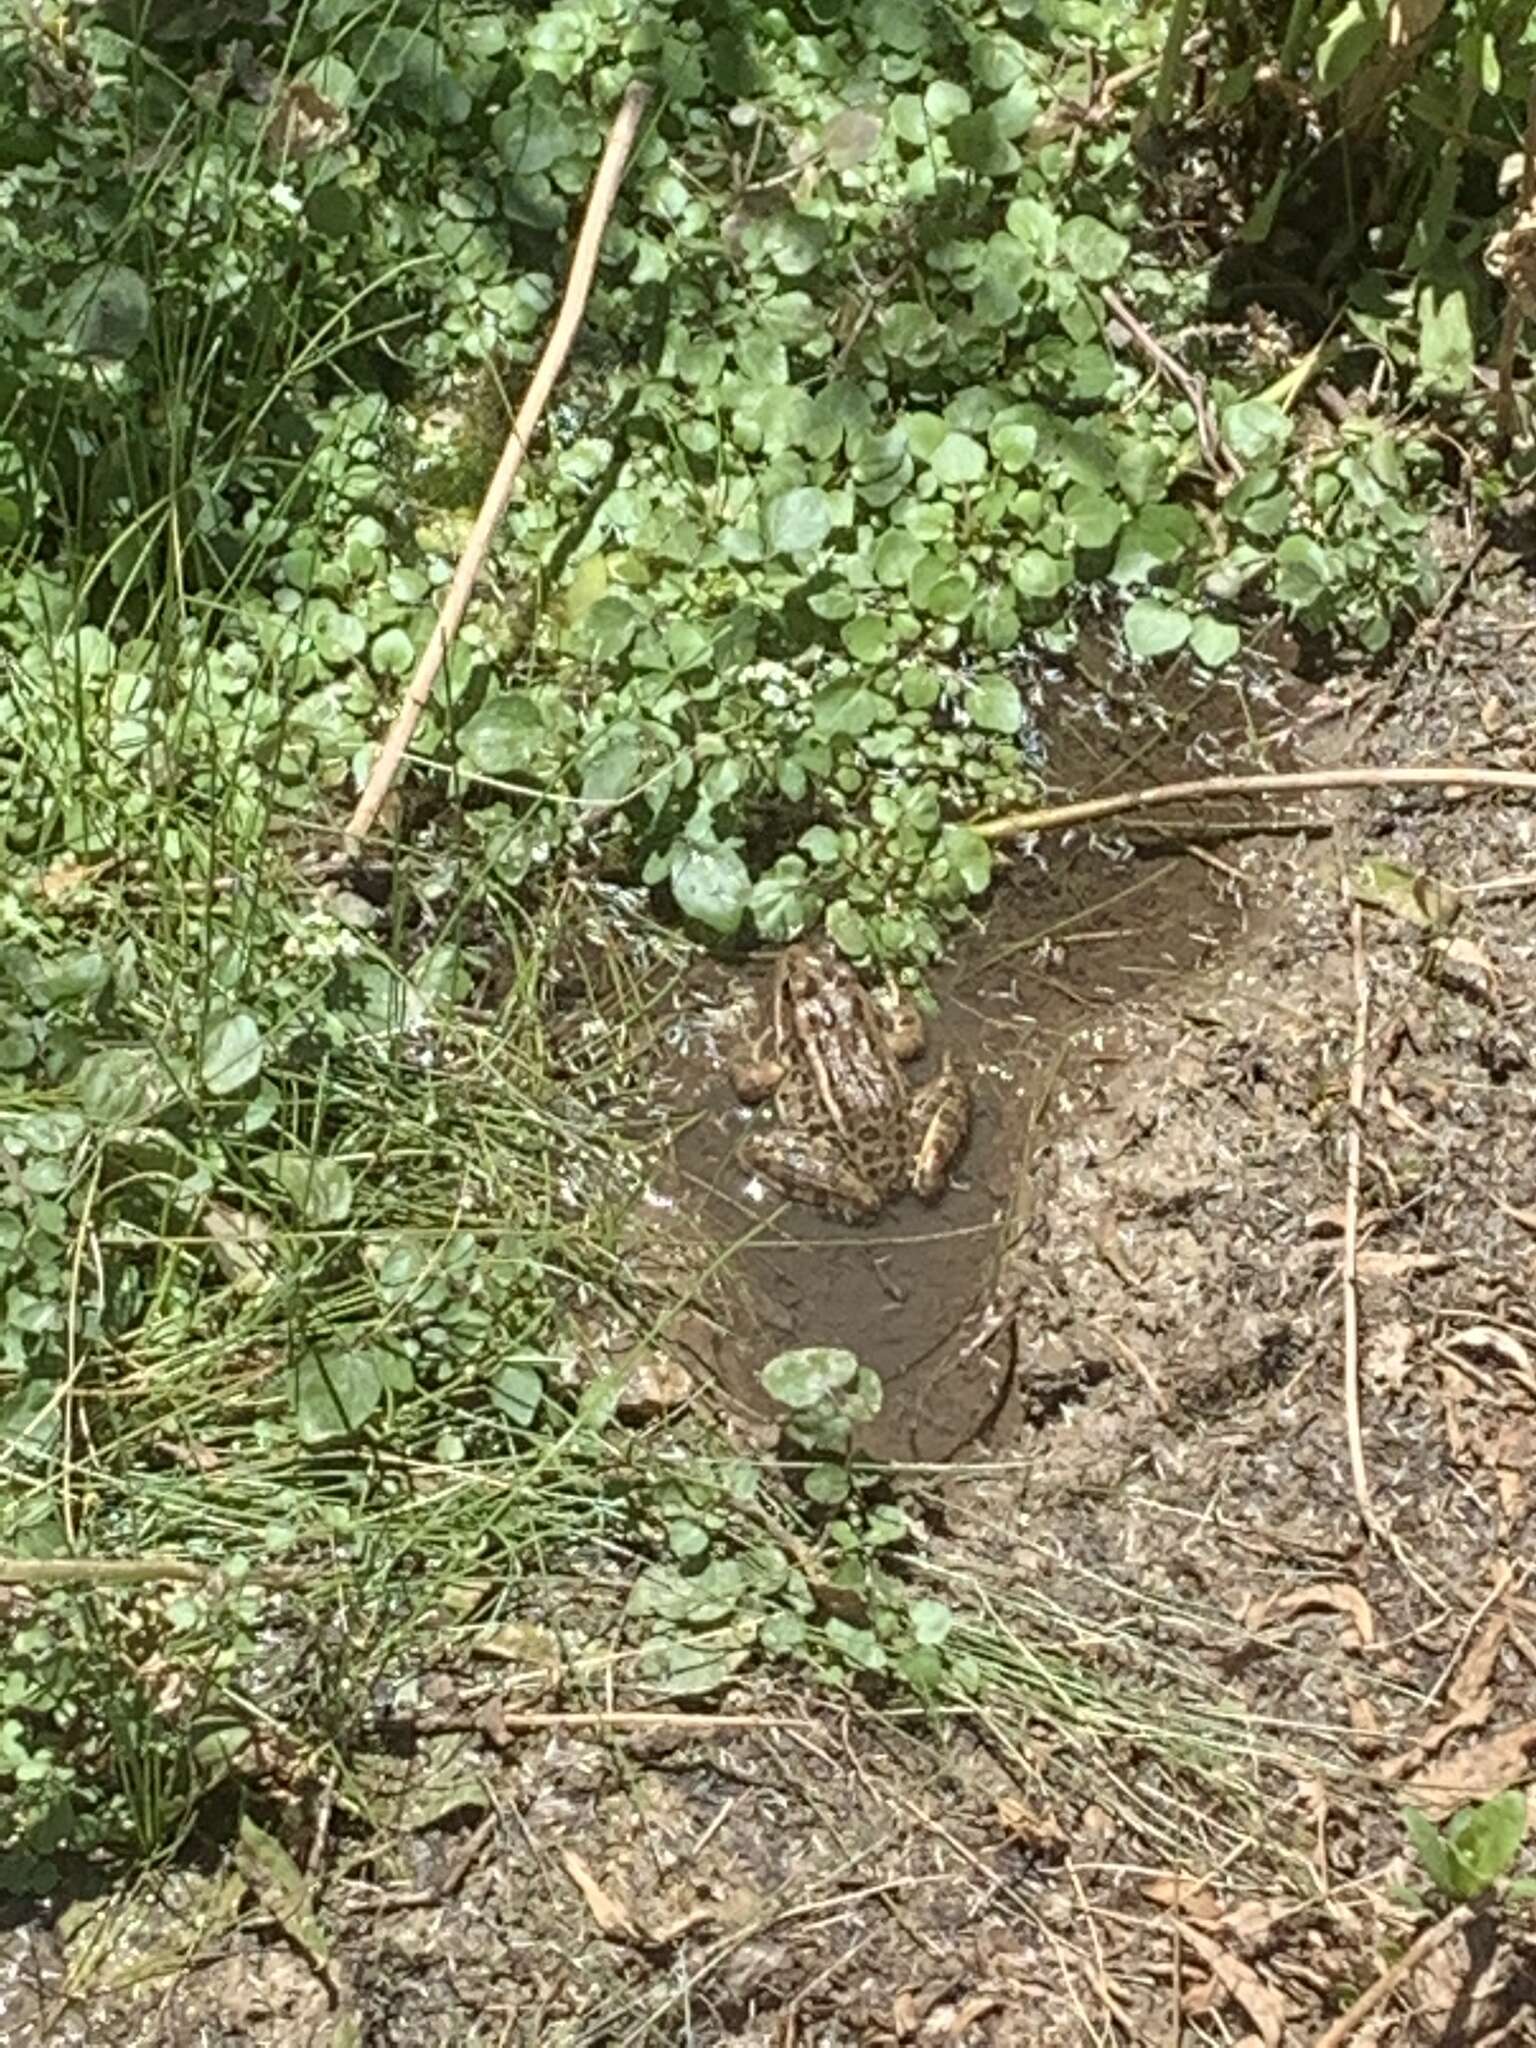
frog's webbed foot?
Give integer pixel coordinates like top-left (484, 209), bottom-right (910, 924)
top-left (909, 1055), bottom-right (972, 1199)
top-left (729, 1035), bottom-right (785, 1105)
top-left (740, 1129), bottom-right (884, 1221)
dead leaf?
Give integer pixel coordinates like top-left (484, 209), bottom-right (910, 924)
top-left (1451, 1606), bottom-right (1510, 1711)
top-left (202, 1200), bottom-right (274, 1291)
top-left (35, 856), bottom-right (114, 902)
top-left (1178, 1923), bottom-right (1288, 2047)
top-left (1363, 1319), bottom-right (1415, 1390)
top-left (1493, 1419), bottom-right (1535, 1524)
top-left (822, 106), bottom-right (883, 169)
top-left (556, 1848), bottom-right (713, 1950)
top-left (1356, 1248), bottom-right (1451, 1281)
top-left (616, 1350), bottom-right (696, 1419)
top-left (995, 1795), bottom-right (1067, 1851)
top-left (560, 1847), bottom-right (643, 1943)
top-left (922, 1993), bottom-right (1004, 2037)
top-left (1143, 1872), bottom-right (1223, 1922)
top-left (1442, 1324), bottom-right (1536, 1399)
top-left (264, 77), bottom-right (348, 163)
top-left (1353, 857), bottom-right (1460, 931)
top-left (1245, 1582), bottom-right (1376, 1649)
top-left (1429, 933), bottom-right (1502, 1007)
top-left (1405, 1719), bottom-right (1536, 1817)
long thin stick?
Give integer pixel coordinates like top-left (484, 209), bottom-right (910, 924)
top-left (1341, 894), bottom-right (1374, 1526)
top-left (974, 764), bottom-right (1536, 842)
top-left (345, 81), bottom-right (653, 850)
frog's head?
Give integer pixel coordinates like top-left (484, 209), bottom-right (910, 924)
top-left (782, 940), bottom-right (858, 1003)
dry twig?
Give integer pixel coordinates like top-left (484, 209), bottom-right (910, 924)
top-left (1102, 284), bottom-right (1242, 483)
top-left (1342, 894), bottom-right (1374, 1527)
top-left (974, 764), bottom-right (1536, 843)
top-left (345, 82), bottom-right (652, 849)
top-left (1312, 1902), bottom-right (1474, 2048)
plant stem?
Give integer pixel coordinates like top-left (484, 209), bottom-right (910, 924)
top-left (1151, 0), bottom-right (1197, 125)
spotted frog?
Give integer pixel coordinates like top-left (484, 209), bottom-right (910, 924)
top-left (729, 943), bottom-right (971, 1221)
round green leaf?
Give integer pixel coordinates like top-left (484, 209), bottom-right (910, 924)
top-left (76, 1048), bottom-right (165, 1127)
top-left (967, 674), bottom-right (1021, 734)
top-left (1221, 399), bottom-right (1291, 464)
top-left (1060, 216), bottom-right (1130, 282)
top-left (803, 1464), bottom-right (851, 1504)
top-left (259, 1151), bottom-right (354, 1224)
top-left (459, 693), bottom-right (546, 775)
top-left (201, 1012), bottom-right (263, 1096)
top-left (929, 431), bottom-right (987, 487)
top-left (59, 264), bottom-right (152, 360)
top-left (294, 1349), bottom-right (383, 1444)
top-left (941, 825), bottom-right (993, 894)
top-left (490, 1362), bottom-right (543, 1426)
top-left (1123, 599), bottom-right (1193, 659)
top-left (671, 844), bottom-right (751, 936)
top-left (1190, 615), bottom-right (1241, 668)
top-left (909, 1597), bottom-right (954, 1646)
top-left (765, 486), bottom-right (833, 556)
top-left (761, 1346), bottom-right (860, 1410)
top-left (369, 627), bottom-right (416, 676)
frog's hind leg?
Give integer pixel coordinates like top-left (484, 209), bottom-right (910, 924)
top-left (909, 1055), bottom-right (972, 1199)
top-left (740, 1129), bottom-right (884, 1221)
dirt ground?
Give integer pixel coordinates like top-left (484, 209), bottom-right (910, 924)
top-left (7, 549), bottom-right (1536, 2044)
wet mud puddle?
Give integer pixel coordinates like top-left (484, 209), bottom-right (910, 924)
top-left (656, 647), bottom-right (1300, 1461)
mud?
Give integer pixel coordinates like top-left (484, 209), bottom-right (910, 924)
top-left (658, 630), bottom-right (1302, 1459)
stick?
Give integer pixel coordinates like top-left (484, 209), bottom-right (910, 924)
top-left (1102, 285), bottom-right (1241, 482)
top-left (974, 764), bottom-right (1536, 842)
top-left (1342, 894), bottom-right (1374, 1526)
top-left (1312, 1903), bottom-right (1473, 2048)
top-left (344, 81), bottom-right (653, 850)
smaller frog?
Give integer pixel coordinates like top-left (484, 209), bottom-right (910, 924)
top-left (729, 943), bottom-right (971, 1221)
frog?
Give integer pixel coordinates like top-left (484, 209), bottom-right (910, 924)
top-left (729, 942), bottom-right (971, 1221)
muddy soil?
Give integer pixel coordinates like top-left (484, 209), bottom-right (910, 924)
top-left (8, 560), bottom-right (1536, 2046)
top-left (658, 631), bottom-right (1302, 1460)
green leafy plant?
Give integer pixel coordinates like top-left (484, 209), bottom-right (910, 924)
top-left (1403, 1791), bottom-right (1534, 1906)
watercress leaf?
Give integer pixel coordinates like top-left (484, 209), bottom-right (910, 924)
top-left (1190, 615), bottom-right (1242, 668)
top-left (967, 673), bottom-right (1021, 734)
top-left (1123, 598), bottom-right (1193, 658)
top-left (1060, 215), bottom-right (1129, 282)
top-left (1443, 1791), bottom-right (1527, 1894)
top-left (294, 1349), bottom-right (383, 1444)
top-left (671, 844), bottom-right (751, 935)
top-left (765, 485), bottom-right (834, 556)
top-left (762, 1347), bottom-right (861, 1409)
top-left (459, 693), bottom-right (546, 774)
top-left (201, 1013), bottom-right (263, 1096)
top-left (929, 431), bottom-right (988, 487)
